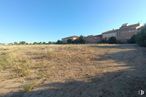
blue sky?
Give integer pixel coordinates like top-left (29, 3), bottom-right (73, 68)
top-left (0, 0), bottom-right (146, 43)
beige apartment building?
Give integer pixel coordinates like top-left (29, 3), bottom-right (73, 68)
top-left (102, 29), bottom-right (118, 40)
top-left (102, 23), bottom-right (143, 42)
top-left (116, 23), bottom-right (142, 42)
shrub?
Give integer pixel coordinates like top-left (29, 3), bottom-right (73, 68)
top-left (23, 82), bottom-right (35, 92)
top-left (99, 39), bottom-right (107, 43)
top-left (19, 41), bottom-right (27, 45)
top-left (67, 39), bottom-right (73, 44)
top-left (127, 35), bottom-right (136, 44)
top-left (78, 36), bottom-right (85, 44)
top-left (136, 26), bottom-right (146, 47)
top-left (108, 37), bottom-right (117, 44)
top-left (56, 40), bottom-right (63, 44)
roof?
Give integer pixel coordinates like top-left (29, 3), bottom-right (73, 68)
top-left (62, 36), bottom-right (79, 39)
top-left (102, 23), bottom-right (140, 34)
top-left (102, 29), bottom-right (118, 34)
top-left (120, 23), bottom-right (140, 29)
top-left (95, 35), bottom-right (102, 37)
top-left (127, 23), bottom-right (140, 27)
top-left (85, 35), bottom-right (102, 38)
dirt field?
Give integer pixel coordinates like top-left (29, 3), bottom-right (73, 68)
top-left (0, 44), bottom-right (146, 97)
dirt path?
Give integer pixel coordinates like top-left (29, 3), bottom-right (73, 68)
top-left (0, 44), bottom-right (146, 97)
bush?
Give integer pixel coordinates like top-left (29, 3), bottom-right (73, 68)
top-left (77, 36), bottom-right (85, 44)
top-left (99, 39), bottom-right (107, 43)
top-left (19, 41), bottom-right (27, 45)
top-left (136, 26), bottom-right (146, 47)
top-left (108, 37), bottom-right (117, 44)
top-left (67, 39), bottom-right (73, 44)
top-left (56, 40), bottom-right (63, 44)
top-left (127, 35), bottom-right (136, 44)
top-left (23, 82), bottom-right (35, 92)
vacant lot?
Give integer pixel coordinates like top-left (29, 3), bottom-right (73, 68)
top-left (0, 44), bottom-right (146, 97)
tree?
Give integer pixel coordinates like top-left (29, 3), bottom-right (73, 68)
top-left (136, 25), bottom-right (146, 47)
top-left (67, 39), bottom-right (73, 44)
top-left (33, 42), bottom-right (37, 45)
top-left (108, 37), bottom-right (117, 44)
top-left (100, 39), bottom-right (107, 43)
top-left (48, 41), bottom-right (52, 44)
top-left (78, 36), bottom-right (85, 44)
top-left (13, 42), bottom-right (18, 45)
top-left (127, 35), bottom-right (136, 44)
top-left (19, 41), bottom-right (27, 45)
top-left (42, 42), bottom-right (46, 44)
top-left (56, 40), bottom-right (63, 44)
top-left (38, 42), bottom-right (42, 44)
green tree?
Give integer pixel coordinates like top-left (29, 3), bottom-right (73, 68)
top-left (33, 42), bottom-right (37, 45)
top-left (19, 41), bottom-right (27, 45)
top-left (67, 39), bottom-right (73, 44)
top-left (38, 42), bottom-right (42, 44)
top-left (136, 25), bottom-right (146, 47)
top-left (78, 36), bottom-right (85, 44)
top-left (108, 37), bottom-right (117, 44)
top-left (48, 41), bottom-right (52, 44)
top-left (127, 35), bottom-right (136, 44)
top-left (56, 40), bottom-right (63, 44)
top-left (42, 42), bottom-right (46, 44)
top-left (13, 42), bottom-right (18, 45)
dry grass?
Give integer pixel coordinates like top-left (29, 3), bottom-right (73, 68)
top-left (0, 44), bottom-right (127, 85)
top-left (22, 81), bottom-right (36, 92)
top-left (0, 45), bottom-right (100, 80)
top-left (0, 44), bottom-right (146, 97)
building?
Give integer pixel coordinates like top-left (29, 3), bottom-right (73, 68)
top-left (117, 23), bottom-right (142, 42)
top-left (102, 29), bottom-right (118, 40)
top-left (62, 36), bottom-right (79, 43)
top-left (84, 35), bottom-right (102, 43)
top-left (61, 23), bottom-right (143, 44)
top-left (102, 23), bottom-right (143, 42)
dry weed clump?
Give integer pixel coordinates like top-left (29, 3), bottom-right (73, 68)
top-left (22, 81), bottom-right (36, 92)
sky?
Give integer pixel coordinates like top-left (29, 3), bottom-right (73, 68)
top-left (0, 0), bottom-right (146, 43)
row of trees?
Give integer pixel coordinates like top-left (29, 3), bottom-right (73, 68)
top-left (9, 36), bottom-right (86, 45)
top-left (100, 37), bottom-right (117, 44)
top-left (10, 41), bottom-right (56, 45)
top-left (9, 25), bottom-right (146, 46)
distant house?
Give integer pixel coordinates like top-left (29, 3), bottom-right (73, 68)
top-left (61, 23), bottom-right (143, 44)
top-left (102, 23), bottom-right (143, 42)
top-left (102, 29), bottom-right (118, 40)
top-left (62, 36), bottom-right (79, 43)
top-left (84, 35), bottom-right (102, 43)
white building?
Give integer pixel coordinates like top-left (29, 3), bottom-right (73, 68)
top-left (102, 29), bottom-right (117, 40)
